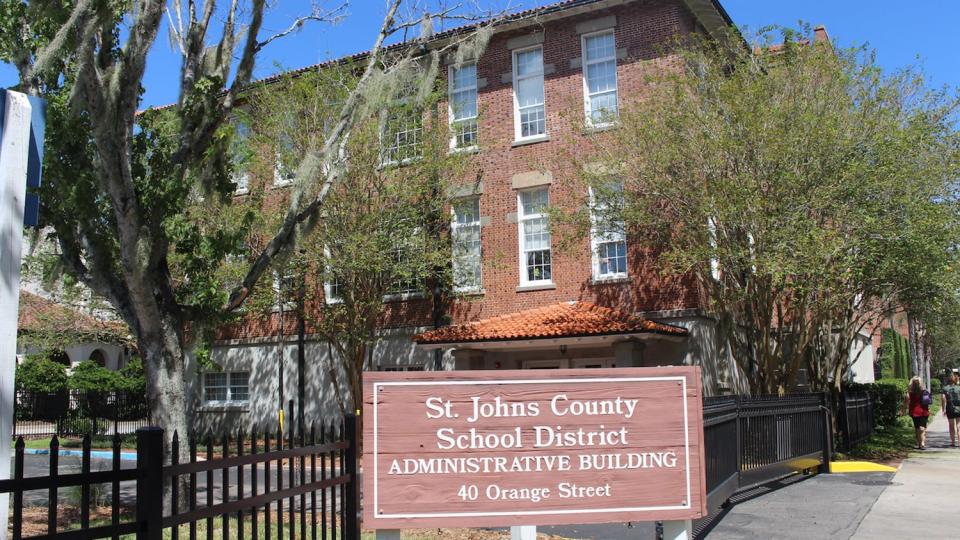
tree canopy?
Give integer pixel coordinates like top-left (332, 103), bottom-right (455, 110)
top-left (574, 26), bottom-right (960, 394)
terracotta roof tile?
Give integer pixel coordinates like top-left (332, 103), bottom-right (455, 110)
top-left (413, 301), bottom-right (687, 345)
top-left (18, 290), bottom-right (129, 343)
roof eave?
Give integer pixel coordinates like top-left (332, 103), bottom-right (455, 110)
top-left (414, 329), bottom-right (687, 350)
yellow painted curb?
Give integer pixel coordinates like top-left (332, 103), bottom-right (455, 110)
top-left (830, 461), bottom-right (896, 473)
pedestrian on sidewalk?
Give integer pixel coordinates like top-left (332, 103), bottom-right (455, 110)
top-left (941, 370), bottom-right (960, 448)
top-left (905, 376), bottom-right (930, 450)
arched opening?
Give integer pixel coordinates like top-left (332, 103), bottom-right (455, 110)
top-left (89, 349), bottom-right (107, 368)
top-left (49, 349), bottom-right (71, 366)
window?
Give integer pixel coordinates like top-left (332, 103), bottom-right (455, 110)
top-left (449, 63), bottom-right (478, 149)
top-left (203, 371), bottom-right (250, 403)
top-left (382, 108), bottom-right (423, 164)
top-left (590, 183), bottom-right (627, 280)
top-left (386, 231), bottom-right (424, 298)
top-left (380, 365), bottom-right (425, 372)
top-left (582, 31), bottom-right (619, 126)
top-left (231, 120), bottom-right (252, 194)
top-left (452, 197), bottom-right (482, 291)
top-left (273, 269), bottom-right (297, 310)
top-left (518, 188), bottom-right (552, 285)
top-left (323, 248), bottom-right (343, 304)
top-left (274, 134), bottom-right (296, 186)
top-left (512, 47), bottom-right (546, 140)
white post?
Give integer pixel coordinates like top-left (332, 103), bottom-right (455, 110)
top-left (662, 519), bottom-right (693, 540)
top-left (0, 90), bottom-right (33, 539)
top-left (375, 530), bottom-right (401, 540)
top-left (511, 525), bottom-right (537, 540)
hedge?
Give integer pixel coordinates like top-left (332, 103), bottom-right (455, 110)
top-left (846, 378), bottom-right (909, 428)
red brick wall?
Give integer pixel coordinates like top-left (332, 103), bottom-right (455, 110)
top-left (219, 0), bottom-right (706, 341)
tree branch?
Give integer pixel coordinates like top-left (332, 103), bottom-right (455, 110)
top-left (255, 3), bottom-right (349, 53)
top-left (21, 0), bottom-right (94, 93)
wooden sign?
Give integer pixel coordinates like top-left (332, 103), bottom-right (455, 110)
top-left (362, 367), bottom-right (707, 529)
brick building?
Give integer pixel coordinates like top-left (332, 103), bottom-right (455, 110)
top-left (201, 0), bottom-right (749, 430)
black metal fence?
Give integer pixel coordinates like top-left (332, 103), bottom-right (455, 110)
top-left (14, 389), bottom-right (150, 438)
top-left (837, 391), bottom-right (874, 451)
top-left (0, 413), bottom-right (359, 539)
top-left (694, 393), bottom-right (832, 536)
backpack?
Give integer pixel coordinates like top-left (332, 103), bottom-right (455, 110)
top-left (946, 385), bottom-right (960, 417)
top-left (921, 389), bottom-right (933, 407)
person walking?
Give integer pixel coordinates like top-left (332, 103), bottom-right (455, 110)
top-left (941, 370), bottom-right (960, 448)
top-left (905, 377), bottom-right (930, 450)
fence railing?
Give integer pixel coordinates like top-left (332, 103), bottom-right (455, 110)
top-left (693, 393), bottom-right (833, 536)
top-left (837, 391), bottom-right (874, 451)
top-left (0, 412), bottom-right (359, 539)
top-left (14, 389), bottom-right (151, 438)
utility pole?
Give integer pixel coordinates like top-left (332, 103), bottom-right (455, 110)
top-left (297, 269), bottom-right (306, 433)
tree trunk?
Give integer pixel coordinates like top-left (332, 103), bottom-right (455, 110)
top-left (139, 324), bottom-right (193, 458)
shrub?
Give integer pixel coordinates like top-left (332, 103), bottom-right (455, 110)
top-left (15, 355), bottom-right (68, 393)
top-left (878, 329), bottom-right (911, 379)
top-left (117, 357), bottom-right (146, 392)
top-left (69, 360), bottom-right (124, 391)
top-left (930, 377), bottom-right (942, 397)
top-left (846, 378), bottom-right (908, 428)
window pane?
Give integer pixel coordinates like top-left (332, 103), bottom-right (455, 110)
top-left (517, 77), bottom-right (544, 108)
top-left (520, 189), bottom-right (548, 215)
top-left (453, 199), bottom-right (482, 290)
top-left (204, 373), bottom-right (227, 402)
top-left (587, 60), bottom-right (617, 93)
top-left (590, 93), bottom-right (619, 123)
top-left (598, 240), bottom-right (627, 276)
top-left (526, 250), bottom-right (552, 282)
top-left (523, 217), bottom-right (550, 250)
top-left (452, 89), bottom-right (478, 119)
top-left (520, 106), bottom-right (546, 137)
top-left (585, 33), bottom-right (615, 61)
top-left (516, 49), bottom-right (543, 76)
top-left (229, 372), bottom-right (249, 402)
top-left (452, 64), bottom-right (476, 90)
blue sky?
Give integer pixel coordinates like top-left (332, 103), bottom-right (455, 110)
top-left (3, 1), bottom-right (957, 107)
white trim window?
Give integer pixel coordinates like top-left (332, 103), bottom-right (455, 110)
top-left (386, 231), bottom-right (423, 298)
top-left (203, 371), bottom-right (250, 403)
top-left (231, 119), bottom-right (252, 194)
top-left (273, 269), bottom-right (297, 311)
top-left (590, 183), bottom-right (627, 280)
top-left (448, 63), bottom-right (478, 150)
top-left (518, 188), bottom-right (552, 285)
top-left (322, 247), bottom-right (343, 304)
top-left (512, 46), bottom-right (546, 141)
top-left (582, 30), bottom-right (619, 127)
top-left (382, 108), bottom-right (423, 165)
top-left (452, 197), bottom-right (482, 292)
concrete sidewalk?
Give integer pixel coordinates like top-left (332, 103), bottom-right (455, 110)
top-left (851, 413), bottom-right (960, 539)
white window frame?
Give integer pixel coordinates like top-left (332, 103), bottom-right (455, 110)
top-left (448, 63), bottom-right (479, 151)
top-left (512, 45), bottom-right (547, 142)
top-left (581, 29), bottom-right (619, 128)
top-left (380, 107), bottom-right (424, 166)
top-left (322, 247), bottom-right (343, 305)
top-left (272, 269), bottom-right (298, 312)
top-left (452, 196), bottom-right (483, 292)
top-left (231, 118), bottom-right (252, 194)
top-left (589, 184), bottom-right (627, 280)
top-left (517, 187), bottom-right (553, 286)
top-left (202, 371), bottom-right (250, 404)
top-left (383, 227), bottom-right (426, 301)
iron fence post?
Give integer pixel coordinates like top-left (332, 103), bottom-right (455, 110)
top-left (345, 412), bottom-right (360, 539)
top-left (734, 394), bottom-right (742, 486)
top-left (136, 427), bottom-right (164, 539)
top-left (820, 393), bottom-right (832, 474)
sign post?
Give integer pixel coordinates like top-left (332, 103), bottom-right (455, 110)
top-left (1, 89), bottom-right (44, 539)
top-left (363, 366), bottom-right (707, 534)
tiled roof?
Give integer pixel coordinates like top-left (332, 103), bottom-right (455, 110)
top-left (413, 301), bottom-right (687, 345)
top-left (18, 290), bottom-right (129, 344)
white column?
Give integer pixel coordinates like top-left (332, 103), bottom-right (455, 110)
top-left (375, 530), bottom-right (401, 540)
top-left (662, 519), bottom-right (693, 540)
top-left (511, 525), bottom-right (537, 540)
top-left (0, 90), bottom-right (33, 540)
